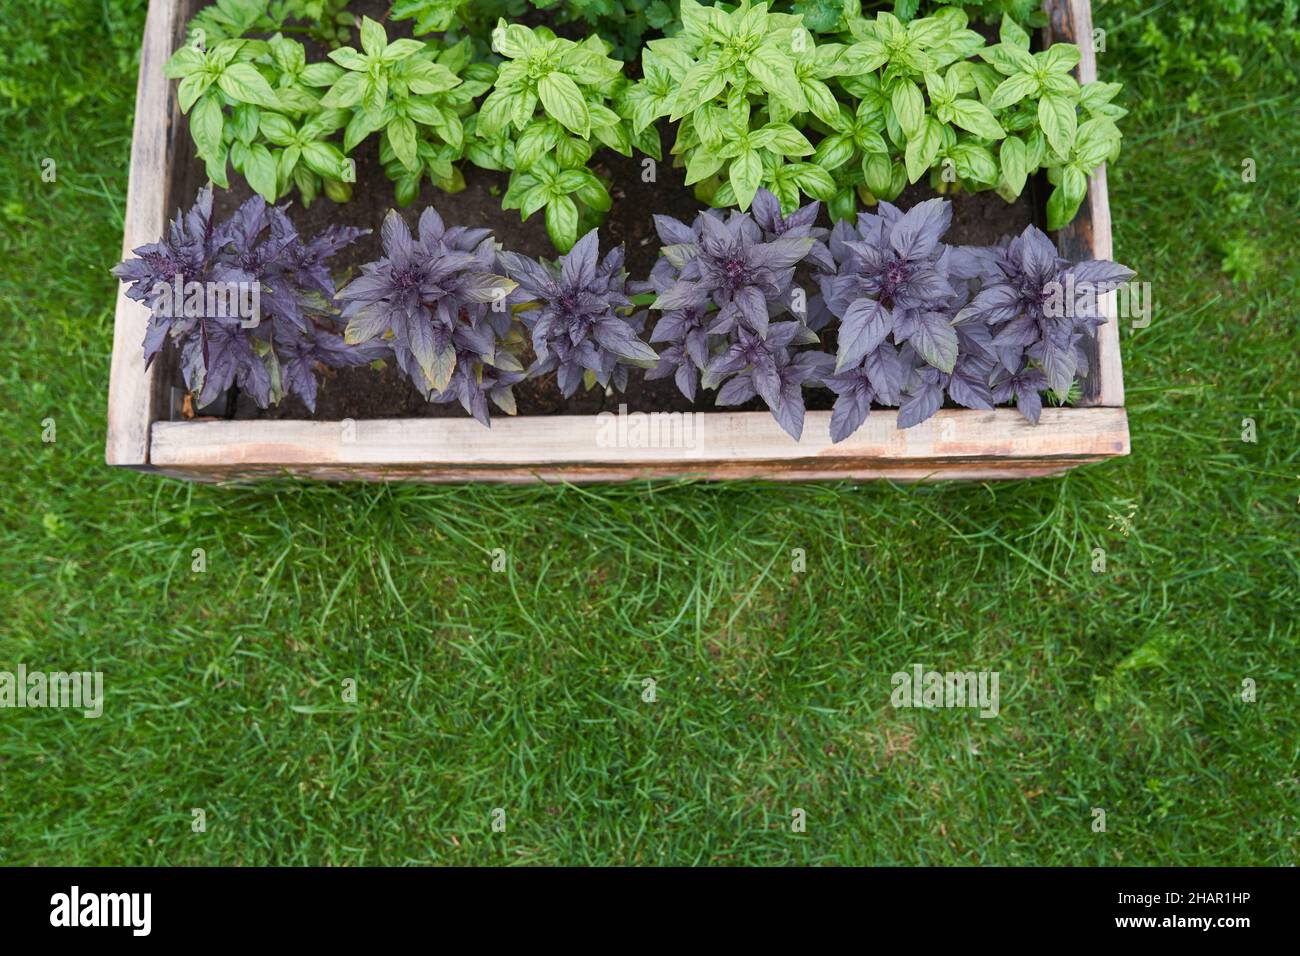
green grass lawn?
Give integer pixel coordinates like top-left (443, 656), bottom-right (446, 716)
top-left (0, 0), bottom-right (1296, 865)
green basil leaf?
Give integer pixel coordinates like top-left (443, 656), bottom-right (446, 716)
top-left (904, 117), bottom-right (943, 183)
top-left (574, 175), bottom-right (611, 213)
top-left (394, 170), bottom-right (421, 208)
top-left (761, 123), bottom-right (813, 157)
top-left (516, 121), bottom-right (560, 167)
top-left (328, 48), bottom-right (369, 72)
top-left (829, 187), bottom-right (857, 224)
top-left (405, 60), bottom-right (461, 95)
top-left (789, 163), bottom-right (837, 201)
top-left (1062, 164), bottom-right (1089, 206)
top-left (322, 174), bottom-right (351, 205)
top-left (1046, 177), bottom-right (1085, 230)
top-left (890, 80), bottom-right (925, 138)
top-left (771, 175), bottom-right (800, 216)
top-left (924, 71), bottom-right (952, 108)
top-left (206, 39), bottom-right (245, 70)
top-left (1074, 117), bottom-right (1119, 168)
top-left (693, 103), bottom-right (726, 148)
top-left (230, 103), bottom-right (260, 144)
top-left (502, 170), bottom-right (535, 209)
top-left (592, 119), bottom-right (632, 156)
top-left (301, 62), bottom-right (345, 88)
top-left (950, 99), bottom-right (1005, 140)
top-left (302, 140), bottom-right (347, 179)
top-left (205, 146), bottom-right (230, 189)
top-left (362, 71), bottom-right (389, 117)
top-left (951, 142), bottom-right (998, 184)
top-left (229, 139), bottom-right (250, 172)
top-left (277, 86), bottom-right (321, 113)
top-left (998, 134), bottom-right (1028, 198)
top-left (476, 89), bottom-right (513, 138)
top-left (679, 0), bottom-right (716, 35)
top-left (854, 126), bottom-right (889, 155)
top-left (987, 72), bottom-right (1039, 111)
top-left (359, 16), bottom-right (388, 58)
top-left (670, 59), bottom-right (727, 121)
top-left (801, 78), bottom-right (841, 126)
top-left (812, 134), bottom-right (855, 172)
top-left (685, 145), bottom-right (724, 185)
top-left (466, 138), bottom-right (506, 172)
top-left (979, 42), bottom-right (1037, 77)
top-left (178, 73), bottom-right (213, 113)
top-left (538, 72), bottom-right (590, 137)
top-left (632, 123), bottom-right (662, 162)
top-left (862, 151), bottom-right (894, 197)
top-left (1040, 72), bottom-right (1078, 96)
top-left (259, 112), bottom-right (298, 147)
top-left (386, 116), bottom-right (419, 172)
top-left (431, 110), bottom-right (464, 151)
top-left (277, 144), bottom-right (301, 185)
top-left (191, 94), bottom-right (224, 161)
top-left (710, 180), bottom-right (736, 208)
top-left (164, 46), bottom-right (205, 79)
top-left (521, 183), bottom-right (550, 219)
top-left (271, 37), bottom-right (306, 76)
top-left (320, 71), bottom-right (366, 109)
top-left (747, 42), bottom-right (806, 112)
top-left (1038, 93), bottom-right (1078, 157)
top-left (545, 195), bottom-right (579, 252)
top-left (510, 89), bottom-right (538, 130)
top-left (344, 109), bottom-right (381, 152)
top-left (1025, 128), bottom-right (1048, 169)
top-left (1079, 81), bottom-right (1123, 114)
top-left (554, 135), bottom-right (593, 169)
top-left (217, 63), bottom-right (280, 109)
top-left (1038, 44), bottom-right (1082, 75)
top-left (553, 169), bottom-right (588, 195)
top-left (840, 38), bottom-right (889, 74)
top-left (292, 164), bottom-right (318, 206)
top-left (495, 22), bottom-right (539, 60)
top-left (888, 162), bottom-right (907, 200)
top-left (243, 143), bottom-right (279, 201)
top-left (729, 148), bottom-right (763, 211)
top-left (999, 14), bottom-right (1031, 51)
top-left (382, 39), bottom-right (426, 63)
top-left (716, 136), bottom-right (745, 160)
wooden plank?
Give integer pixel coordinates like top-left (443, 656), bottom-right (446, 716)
top-left (105, 0), bottom-right (188, 465)
top-left (149, 460), bottom-right (1104, 483)
top-left (152, 407), bottom-right (1129, 482)
top-left (1080, 159), bottom-right (1124, 406)
top-left (1044, 0), bottom-right (1126, 407)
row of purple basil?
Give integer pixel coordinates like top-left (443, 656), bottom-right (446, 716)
top-left (113, 188), bottom-right (1133, 441)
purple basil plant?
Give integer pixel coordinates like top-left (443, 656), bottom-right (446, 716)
top-left (112, 185), bottom-right (371, 411)
top-left (817, 198), bottom-right (1134, 440)
top-left (336, 208), bottom-right (524, 426)
top-left (638, 189), bottom-right (832, 439)
top-left (957, 224), bottom-right (1136, 417)
top-left (497, 230), bottom-right (658, 397)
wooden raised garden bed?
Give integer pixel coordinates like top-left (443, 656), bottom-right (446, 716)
top-left (105, 0), bottom-right (1128, 482)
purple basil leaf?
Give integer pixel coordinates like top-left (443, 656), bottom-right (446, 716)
top-left (897, 382), bottom-right (944, 429)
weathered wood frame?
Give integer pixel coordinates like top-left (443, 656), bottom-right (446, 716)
top-left (105, 0), bottom-right (1128, 482)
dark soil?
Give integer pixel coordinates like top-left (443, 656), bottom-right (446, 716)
top-left (170, 1), bottom-right (1044, 422)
